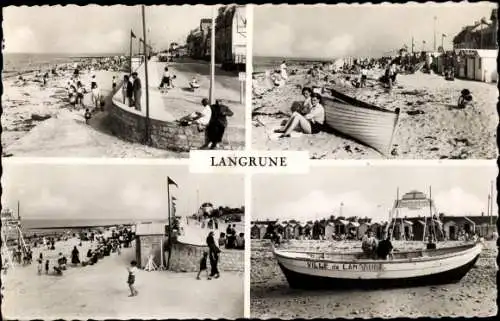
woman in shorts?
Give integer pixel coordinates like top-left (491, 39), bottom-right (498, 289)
top-left (275, 92), bottom-right (325, 138)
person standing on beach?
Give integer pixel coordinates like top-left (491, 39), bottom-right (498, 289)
top-left (76, 82), bottom-right (84, 108)
top-left (206, 231), bottom-right (220, 279)
top-left (112, 76), bottom-right (117, 91)
top-left (131, 72), bottom-right (142, 111)
top-left (280, 60), bottom-right (288, 80)
top-left (127, 260), bottom-right (139, 297)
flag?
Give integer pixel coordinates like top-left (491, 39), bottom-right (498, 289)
top-left (442, 34), bottom-right (447, 38)
top-left (423, 40), bottom-right (426, 44)
top-left (167, 177), bottom-right (178, 187)
top-left (131, 30), bottom-right (136, 39)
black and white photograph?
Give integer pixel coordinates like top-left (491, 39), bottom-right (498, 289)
top-left (2, 4), bottom-right (247, 158)
top-left (251, 2), bottom-right (497, 159)
top-left (1, 161), bottom-right (244, 319)
top-left (251, 164), bottom-right (497, 318)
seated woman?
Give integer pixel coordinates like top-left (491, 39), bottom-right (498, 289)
top-left (275, 92), bottom-right (325, 138)
top-left (457, 89), bottom-right (473, 109)
top-left (291, 87), bottom-right (312, 116)
top-left (189, 77), bottom-right (200, 90)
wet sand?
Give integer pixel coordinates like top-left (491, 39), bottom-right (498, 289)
top-left (3, 237), bottom-right (244, 319)
top-left (250, 239), bottom-right (497, 318)
top-left (252, 67), bottom-right (497, 159)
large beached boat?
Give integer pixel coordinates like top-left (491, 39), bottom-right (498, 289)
top-left (322, 87), bottom-right (400, 155)
top-left (273, 240), bottom-right (483, 290)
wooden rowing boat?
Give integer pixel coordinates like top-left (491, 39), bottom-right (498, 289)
top-left (323, 87), bottom-right (400, 155)
top-left (273, 240), bottom-right (483, 290)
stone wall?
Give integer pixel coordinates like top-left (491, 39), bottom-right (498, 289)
top-left (108, 102), bottom-right (240, 152)
top-left (168, 241), bottom-right (244, 273)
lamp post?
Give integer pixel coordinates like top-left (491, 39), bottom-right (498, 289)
top-left (209, 6), bottom-right (216, 104)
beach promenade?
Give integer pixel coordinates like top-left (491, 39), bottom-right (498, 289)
top-left (2, 237), bottom-right (244, 319)
top-left (113, 58), bottom-right (245, 128)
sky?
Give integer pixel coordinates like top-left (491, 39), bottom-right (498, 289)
top-left (1, 162), bottom-right (244, 221)
top-left (254, 2), bottom-right (497, 58)
top-left (252, 163), bottom-right (498, 222)
top-left (2, 5), bottom-right (219, 54)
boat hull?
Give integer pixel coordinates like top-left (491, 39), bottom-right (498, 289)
top-left (275, 243), bottom-right (482, 290)
top-left (323, 89), bottom-right (400, 155)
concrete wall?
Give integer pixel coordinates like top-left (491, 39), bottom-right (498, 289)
top-left (169, 241), bottom-right (244, 273)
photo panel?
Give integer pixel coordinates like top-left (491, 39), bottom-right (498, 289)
top-left (251, 162), bottom-right (497, 318)
top-left (2, 4), bottom-right (247, 158)
top-left (251, 2), bottom-right (497, 160)
top-left (1, 161), bottom-right (245, 319)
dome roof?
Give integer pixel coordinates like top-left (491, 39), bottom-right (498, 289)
top-left (401, 190), bottom-right (427, 200)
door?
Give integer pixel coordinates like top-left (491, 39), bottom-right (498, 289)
top-left (467, 58), bottom-right (475, 79)
top-left (449, 226), bottom-right (456, 240)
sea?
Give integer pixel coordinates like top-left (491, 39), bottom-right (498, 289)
top-left (20, 218), bottom-right (142, 232)
top-left (2, 52), bottom-right (122, 77)
top-left (253, 56), bottom-right (333, 74)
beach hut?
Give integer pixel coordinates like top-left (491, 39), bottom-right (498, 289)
top-left (370, 222), bottom-right (385, 240)
top-left (324, 222), bottom-right (335, 240)
top-left (251, 224), bottom-right (261, 239)
top-left (135, 222), bottom-right (166, 269)
top-left (357, 222), bottom-right (370, 239)
top-left (474, 50), bottom-right (498, 82)
top-left (292, 223), bottom-right (302, 239)
top-left (334, 219), bottom-right (348, 236)
top-left (347, 222), bottom-right (360, 239)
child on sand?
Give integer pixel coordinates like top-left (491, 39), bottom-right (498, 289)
top-left (37, 258), bottom-right (43, 275)
top-left (196, 251), bottom-right (211, 280)
top-left (127, 261), bottom-right (139, 297)
top-left (84, 109), bottom-right (92, 124)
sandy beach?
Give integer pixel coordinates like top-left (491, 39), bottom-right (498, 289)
top-left (250, 239), bottom-right (497, 318)
top-left (252, 67), bottom-right (497, 159)
top-left (2, 236), bottom-right (244, 319)
top-left (1, 61), bottom-right (187, 158)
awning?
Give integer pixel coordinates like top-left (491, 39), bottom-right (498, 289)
top-left (464, 217), bottom-right (476, 226)
top-left (403, 220), bottom-right (413, 225)
top-left (338, 220), bottom-right (349, 225)
top-left (348, 222), bottom-right (360, 227)
top-left (417, 220), bottom-right (426, 225)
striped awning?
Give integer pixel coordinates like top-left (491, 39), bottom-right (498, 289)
top-left (464, 217), bottom-right (476, 226)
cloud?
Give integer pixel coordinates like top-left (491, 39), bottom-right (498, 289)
top-left (434, 187), bottom-right (489, 216)
top-left (24, 188), bottom-right (79, 218)
top-left (255, 22), bottom-right (293, 57)
top-left (5, 26), bottom-right (41, 53)
top-left (263, 189), bottom-right (386, 222)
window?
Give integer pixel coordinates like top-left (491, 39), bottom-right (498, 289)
top-left (478, 58), bottom-right (481, 69)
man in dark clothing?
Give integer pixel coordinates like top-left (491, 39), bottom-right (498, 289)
top-left (131, 72), bottom-right (142, 111)
top-left (206, 231), bottom-right (220, 278)
top-left (377, 234), bottom-right (393, 260)
top-left (202, 100), bottom-right (233, 149)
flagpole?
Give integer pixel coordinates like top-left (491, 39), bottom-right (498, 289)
top-left (433, 16), bottom-right (437, 52)
top-left (129, 31), bottom-right (133, 74)
top-left (209, 6), bottom-right (216, 104)
top-left (166, 178), bottom-right (172, 269)
top-left (141, 5), bottom-right (151, 146)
